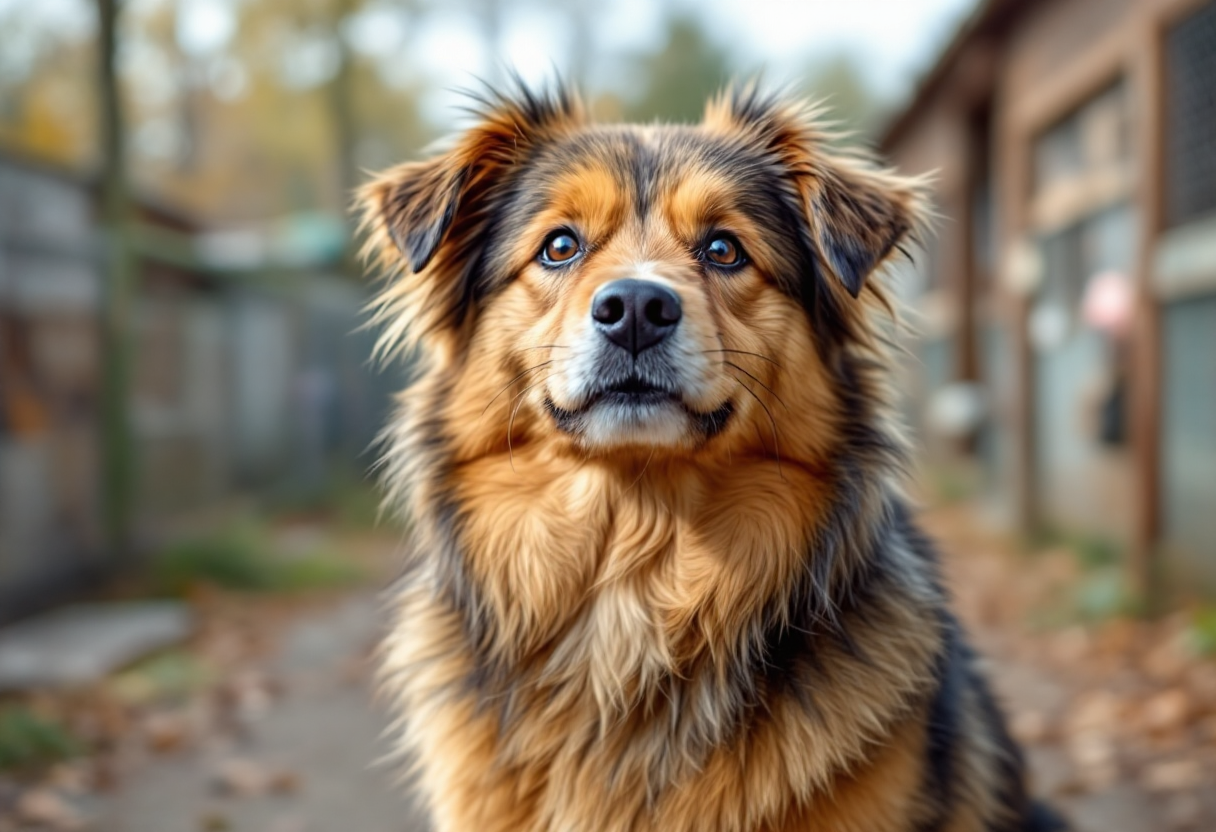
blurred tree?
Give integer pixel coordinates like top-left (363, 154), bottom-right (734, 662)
top-left (97, 0), bottom-right (136, 560)
top-left (0, 3), bottom-right (97, 166)
top-left (797, 52), bottom-right (889, 143)
top-left (622, 16), bottom-right (733, 124)
top-left (0, 0), bottom-right (890, 228)
top-left (0, 0), bottom-right (433, 224)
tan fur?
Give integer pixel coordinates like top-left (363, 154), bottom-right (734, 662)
top-left (362, 84), bottom-right (1037, 832)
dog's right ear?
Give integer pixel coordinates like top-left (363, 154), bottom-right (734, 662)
top-left (357, 148), bottom-right (485, 360)
top-left (358, 82), bottom-right (584, 358)
top-left (362, 156), bottom-right (468, 275)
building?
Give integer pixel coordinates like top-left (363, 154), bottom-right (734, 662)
top-left (882, 0), bottom-right (1216, 593)
top-left (0, 152), bottom-right (394, 622)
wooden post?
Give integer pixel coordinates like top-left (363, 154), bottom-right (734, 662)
top-left (1129, 15), bottom-right (1165, 605)
top-left (996, 109), bottom-right (1037, 535)
top-left (97, 0), bottom-right (136, 559)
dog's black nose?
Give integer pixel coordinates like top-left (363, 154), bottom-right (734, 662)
top-left (591, 279), bottom-right (682, 356)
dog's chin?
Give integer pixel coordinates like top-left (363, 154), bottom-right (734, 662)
top-left (543, 385), bottom-right (734, 452)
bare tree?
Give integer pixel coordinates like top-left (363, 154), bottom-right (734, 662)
top-left (97, 0), bottom-right (135, 558)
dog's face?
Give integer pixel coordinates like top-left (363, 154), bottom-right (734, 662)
top-left (361, 86), bottom-right (924, 465)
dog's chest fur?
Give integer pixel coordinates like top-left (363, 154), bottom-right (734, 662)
top-left (380, 450), bottom-right (955, 832)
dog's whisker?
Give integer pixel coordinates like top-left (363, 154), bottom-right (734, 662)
top-left (703, 349), bottom-right (781, 368)
top-left (723, 361), bottom-right (787, 409)
top-left (730, 375), bottom-right (786, 482)
top-left (506, 374), bottom-right (551, 472)
top-left (517, 344), bottom-right (570, 351)
top-left (481, 361), bottom-right (556, 417)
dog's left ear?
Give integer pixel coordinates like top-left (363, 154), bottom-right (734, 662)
top-left (806, 159), bottom-right (922, 298)
top-left (705, 86), bottom-right (927, 299)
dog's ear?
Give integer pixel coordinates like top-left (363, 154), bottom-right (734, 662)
top-left (806, 159), bottom-right (922, 299)
top-left (363, 155), bottom-right (468, 275)
top-left (358, 83), bottom-right (583, 356)
top-left (705, 85), bottom-right (927, 299)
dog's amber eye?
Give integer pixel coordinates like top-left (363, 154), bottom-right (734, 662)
top-left (540, 231), bottom-right (581, 266)
top-left (705, 235), bottom-right (743, 267)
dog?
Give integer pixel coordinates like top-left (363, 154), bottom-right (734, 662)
top-left (358, 81), bottom-right (1064, 832)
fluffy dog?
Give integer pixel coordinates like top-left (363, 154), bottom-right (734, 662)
top-left (358, 82), bottom-right (1063, 832)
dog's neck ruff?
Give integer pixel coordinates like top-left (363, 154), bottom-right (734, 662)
top-left (378, 361), bottom-right (946, 819)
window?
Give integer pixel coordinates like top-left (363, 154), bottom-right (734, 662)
top-left (1165, 1), bottom-right (1216, 227)
top-left (1031, 82), bottom-right (1132, 233)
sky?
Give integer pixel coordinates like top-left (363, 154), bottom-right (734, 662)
top-left (691, 0), bottom-right (976, 95)
top-left (399, 0), bottom-right (978, 123)
top-left (1, 0), bottom-right (978, 127)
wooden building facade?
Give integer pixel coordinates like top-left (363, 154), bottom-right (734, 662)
top-left (882, 0), bottom-right (1216, 593)
top-left (0, 153), bottom-right (394, 622)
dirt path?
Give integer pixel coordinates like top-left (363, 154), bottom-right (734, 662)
top-left (925, 502), bottom-right (1215, 832)
top-left (95, 594), bottom-right (426, 832)
top-left (13, 502), bottom-right (1210, 832)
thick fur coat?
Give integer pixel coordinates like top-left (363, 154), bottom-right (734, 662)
top-left (358, 82), bottom-right (1064, 832)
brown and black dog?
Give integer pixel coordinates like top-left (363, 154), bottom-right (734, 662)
top-left (358, 81), bottom-right (1065, 832)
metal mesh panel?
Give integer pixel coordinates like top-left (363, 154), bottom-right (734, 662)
top-left (1165, 1), bottom-right (1216, 228)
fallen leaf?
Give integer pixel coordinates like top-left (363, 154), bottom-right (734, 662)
top-left (1010, 709), bottom-right (1053, 744)
top-left (268, 769), bottom-right (300, 795)
top-left (16, 789), bottom-right (85, 831)
top-left (1140, 758), bottom-right (1203, 792)
top-left (1065, 689), bottom-right (1122, 735)
top-left (211, 758), bottom-right (299, 798)
top-left (199, 810), bottom-right (231, 831)
top-left (212, 758), bottom-right (272, 797)
top-left (1140, 689), bottom-right (1191, 736)
top-left (143, 711), bottom-right (193, 753)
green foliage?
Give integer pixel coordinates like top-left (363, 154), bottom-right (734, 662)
top-left (1026, 525), bottom-right (1122, 571)
top-left (275, 548), bottom-right (365, 590)
top-left (266, 471), bottom-right (386, 531)
top-left (109, 650), bottom-right (214, 705)
top-left (1073, 569), bottom-right (1135, 621)
top-left (0, 706), bottom-right (81, 773)
top-left (332, 481), bottom-right (384, 530)
top-left (1020, 527), bottom-right (1139, 625)
top-left (1072, 535), bottom-right (1121, 570)
top-left (1189, 606), bottom-right (1216, 656)
top-left (931, 466), bottom-right (978, 504)
top-left (154, 524), bottom-right (275, 593)
top-left (152, 521), bottom-right (362, 595)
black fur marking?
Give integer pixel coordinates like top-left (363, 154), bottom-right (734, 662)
top-left (821, 233), bottom-right (875, 299)
top-left (917, 616), bottom-right (963, 830)
top-left (969, 652), bottom-right (1036, 832)
top-left (1026, 802), bottom-right (1070, 832)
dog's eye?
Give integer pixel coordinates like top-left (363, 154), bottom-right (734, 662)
top-left (540, 231), bottom-right (581, 266)
top-left (705, 235), bottom-right (744, 268)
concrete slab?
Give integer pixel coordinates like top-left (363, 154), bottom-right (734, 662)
top-left (0, 601), bottom-right (193, 690)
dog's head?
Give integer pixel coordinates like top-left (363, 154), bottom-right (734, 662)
top-left (360, 83), bottom-right (927, 466)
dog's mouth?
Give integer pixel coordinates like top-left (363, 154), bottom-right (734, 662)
top-left (543, 375), bottom-right (734, 441)
top-left (596, 376), bottom-right (678, 406)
